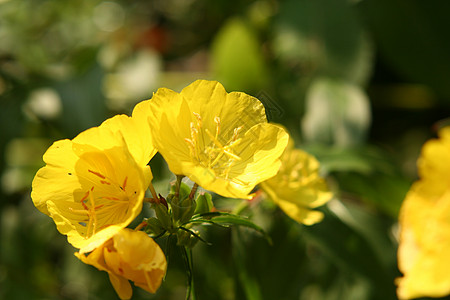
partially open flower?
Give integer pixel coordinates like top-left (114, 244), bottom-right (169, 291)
top-left (31, 115), bottom-right (155, 253)
top-left (260, 140), bottom-right (332, 225)
top-left (397, 127), bottom-right (450, 299)
top-left (76, 228), bottom-right (167, 299)
top-left (137, 79), bottom-right (289, 199)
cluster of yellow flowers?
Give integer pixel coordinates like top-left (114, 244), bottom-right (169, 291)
top-left (31, 80), bottom-right (332, 299)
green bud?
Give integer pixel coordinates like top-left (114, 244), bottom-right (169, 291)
top-left (166, 193), bottom-right (174, 204)
top-left (172, 196), bottom-right (196, 225)
top-left (170, 181), bottom-right (198, 224)
top-left (170, 181), bottom-right (191, 205)
top-left (144, 217), bottom-right (165, 237)
top-left (176, 228), bottom-right (199, 248)
top-left (194, 192), bottom-right (214, 215)
top-left (152, 202), bottom-right (172, 230)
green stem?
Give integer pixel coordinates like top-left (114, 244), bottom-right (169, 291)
top-left (187, 247), bottom-right (196, 300)
top-left (188, 183), bottom-right (199, 201)
top-left (231, 199), bottom-right (250, 215)
top-left (182, 246), bottom-right (196, 300)
top-left (232, 228), bottom-right (262, 300)
top-left (175, 175), bottom-right (184, 202)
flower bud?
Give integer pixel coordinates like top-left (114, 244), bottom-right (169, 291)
top-left (194, 192), bottom-right (214, 215)
top-left (144, 217), bottom-right (165, 237)
top-left (176, 228), bottom-right (199, 248)
top-left (152, 202), bottom-right (172, 230)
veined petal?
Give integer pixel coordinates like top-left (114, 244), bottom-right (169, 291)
top-left (32, 140), bottom-right (80, 215)
top-left (101, 114), bottom-right (157, 168)
top-left (180, 80), bottom-right (267, 135)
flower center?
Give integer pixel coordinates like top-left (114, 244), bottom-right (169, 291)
top-left (280, 153), bottom-right (313, 186)
top-left (184, 112), bottom-right (243, 179)
top-left (70, 170), bottom-right (131, 239)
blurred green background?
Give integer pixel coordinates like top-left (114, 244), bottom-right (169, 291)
top-left (1, 0), bottom-right (450, 299)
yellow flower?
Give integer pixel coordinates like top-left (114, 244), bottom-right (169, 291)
top-left (397, 127), bottom-right (450, 299)
top-left (31, 115), bottom-right (155, 253)
top-left (103, 110), bottom-right (157, 169)
top-left (260, 140), bottom-right (332, 225)
top-left (137, 79), bottom-right (289, 199)
top-left (76, 228), bottom-right (167, 300)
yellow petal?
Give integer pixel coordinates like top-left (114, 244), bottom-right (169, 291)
top-left (31, 140), bottom-right (80, 215)
top-left (102, 114), bottom-right (157, 168)
top-left (180, 80), bottom-right (267, 131)
top-left (397, 188), bottom-right (450, 299)
top-left (275, 199), bottom-right (324, 225)
top-left (76, 229), bottom-right (167, 298)
top-left (261, 143), bottom-right (332, 225)
top-left (397, 126), bottom-right (450, 299)
top-left (108, 273), bottom-right (133, 300)
top-left (111, 229), bottom-right (167, 293)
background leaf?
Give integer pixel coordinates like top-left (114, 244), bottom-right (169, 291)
top-left (211, 18), bottom-right (270, 93)
top-left (302, 77), bottom-right (371, 146)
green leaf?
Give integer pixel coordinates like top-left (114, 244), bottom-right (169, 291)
top-left (188, 212), bottom-right (271, 244)
top-left (358, 0), bottom-right (450, 98)
top-left (306, 144), bottom-right (411, 216)
top-left (304, 206), bottom-right (398, 300)
top-left (211, 18), bottom-right (269, 93)
top-left (335, 172), bottom-right (409, 217)
top-left (273, 0), bottom-right (373, 86)
top-left (302, 77), bottom-right (371, 146)
top-left (305, 144), bottom-right (396, 174)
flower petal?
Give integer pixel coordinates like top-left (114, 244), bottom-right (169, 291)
top-left (101, 114), bottom-right (157, 168)
top-left (108, 273), bottom-right (133, 300)
top-left (261, 142), bottom-right (332, 225)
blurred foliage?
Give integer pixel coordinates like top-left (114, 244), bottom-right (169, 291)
top-left (1, 0), bottom-right (450, 299)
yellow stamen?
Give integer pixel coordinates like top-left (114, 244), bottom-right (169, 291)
top-left (214, 116), bottom-right (221, 139)
top-left (186, 113), bottom-right (244, 177)
top-left (85, 189), bottom-right (98, 238)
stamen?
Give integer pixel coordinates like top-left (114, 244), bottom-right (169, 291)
top-left (88, 169), bottom-right (106, 179)
top-left (223, 149), bottom-right (241, 161)
top-left (193, 112), bottom-right (202, 128)
top-left (122, 176), bottom-right (128, 191)
top-left (185, 138), bottom-right (197, 158)
top-left (80, 191), bottom-right (89, 202)
top-left (188, 120), bottom-right (199, 160)
top-left (232, 126), bottom-right (243, 141)
top-left (185, 113), bottom-right (244, 178)
top-left (101, 196), bottom-right (121, 201)
top-left (205, 128), bottom-right (224, 148)
top-left (85, 189), bottom-right (98, 238)
top-left (214, 116), bottom-right (221, 139)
